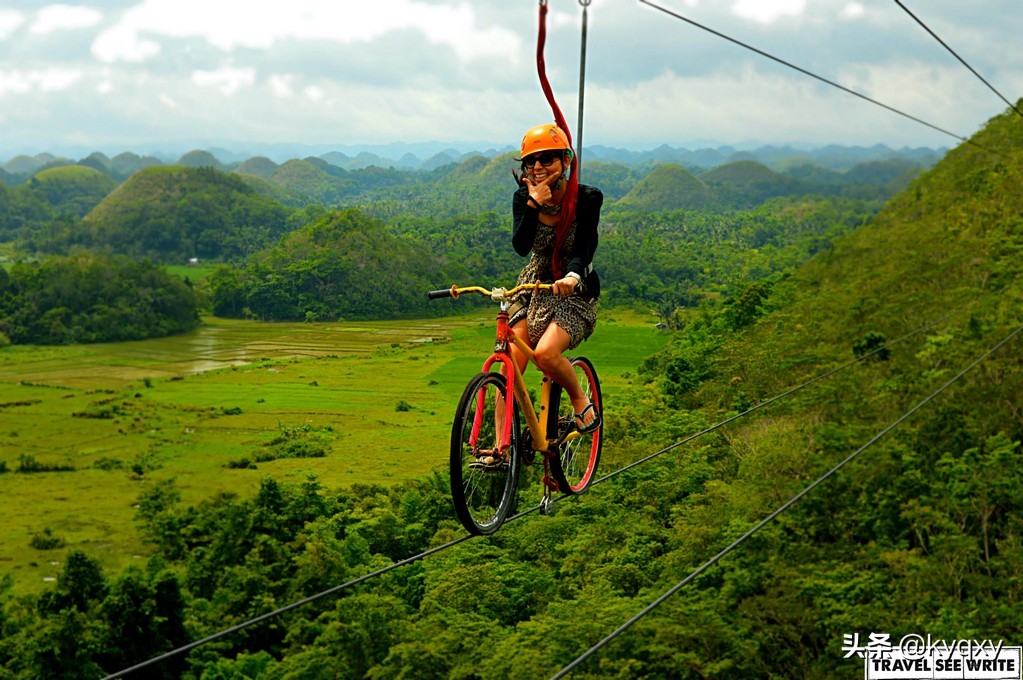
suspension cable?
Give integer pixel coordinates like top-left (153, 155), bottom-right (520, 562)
top-left (99, 533), bottom-right (475, 679)
top-left (550, 321), bottom-right (1023, 679)
top-left (103, 298), bottom-right (978, 679)
top-left (894, 0), bottom-right (1023, 120)
top-left (637, 0), bottom-right (1008, 160)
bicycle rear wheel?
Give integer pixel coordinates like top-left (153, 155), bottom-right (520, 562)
top-left (548, 356), bottom-right (602, 495)
top-left (450, 372), bottom-right (519, 535)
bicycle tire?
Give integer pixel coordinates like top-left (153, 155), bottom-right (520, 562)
top-left (548, 356), bottom-right (603, 495)
top-left (450, 372), bottom-right (520, 535)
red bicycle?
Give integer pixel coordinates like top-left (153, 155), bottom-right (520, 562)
top-left (429, 282), bottom-right (603, 535)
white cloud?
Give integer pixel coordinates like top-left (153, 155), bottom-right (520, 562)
top-left (0, 68), bottom-right (83, 96)
top-left (0, 70), bottom-right (31, 97)
top-left (30, 4), bottom-right (103, 35)
top-left (732, 0), bottom-right (807, 24)
top-left (90, 0), bottom-right (518, 64)
top-left (268, 74), bottom-right (294, 98)
top-left (37, 68), bottom-right (84, 92)
top-left (0, 10), bottom-right (26, 39)
top-left (92, 23), bottom-right (161, 63)
top-left (192, 66), bottom-right (256, 95)
top-left (158, 92), bottom-right (179, 109)
top-left (303, 85), bottom-right (325, 103)
top-left (840, 3), bottom-right (865, 20)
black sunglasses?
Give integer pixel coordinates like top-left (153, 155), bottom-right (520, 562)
top-left (522, 151), bottom-right (561, 167)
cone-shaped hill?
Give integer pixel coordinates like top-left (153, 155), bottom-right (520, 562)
top-left (233, 156), bottom-right (279, 180)
top-left (177, 149), bottom-right (227, 171)
top-left (28, 165), bottom-right (118, 217)
top-left (617, 164), bottom-right (712, 211)
top-left (427, 152), bottom-right (518, 214)
top-left (82, 166), bottom-right (289, 262)
top-left (266, 158), bottom-right (349, 206)
top-left (698, 159), bottom-right (804, 208)
top-left (110, 152), bottom-right (163, 179)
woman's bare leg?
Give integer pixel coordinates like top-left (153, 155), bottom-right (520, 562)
top-left (490, 319), bottom-right (533, 459)
top-left (533, 323), bottom-right (595, 427)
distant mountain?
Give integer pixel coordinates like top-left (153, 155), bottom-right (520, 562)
top-left (80, 166), bottom-right (290, 262)
top-left (3, 154), bottom-right (56, 175)
top-left (4, 143), bottom-right (945, 178)
top-left (699, 160), bottom-right (805, 208)
top-left (177, 150), bottom-right (228, 171)
top-left (266, 159), bottom-right (348, 206)
top-left (26, 165), bottom-right (118, 218)
top-left (617, 164), bottom-right (712, 211)
top-left (110, 152), bottom-right (163, 180)
top-left (233, 156), bottom-right (279, 180)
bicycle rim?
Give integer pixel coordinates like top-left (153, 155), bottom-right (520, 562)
top-left (450, 372), bottom-right (519, 535)
top-left (550, 356), bottom-right (602, 495)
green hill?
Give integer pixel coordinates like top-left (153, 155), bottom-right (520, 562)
top-left (617, 163), bottom-right (712, 211)
top-left (110, 151), bottom-right (163, 179)
top-left (177, 150), bottom-right (227, 171)
top-left (26, 165), bottom-right (118, 217)
top-left (232, 156), bottom-right (278, 180)
top-left (208, 207), bottom-right (454, 320)
top-left (699, 159), bottom-right (804, 207)
top-left (627, 105), bottom-right (1023, 674)
top-left (80, 166), bottom-right (291, 262)
top-left (268, 158), bottom-right (349, 206)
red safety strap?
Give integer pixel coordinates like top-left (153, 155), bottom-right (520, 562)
top-left (536, 1), bottom-right (579, 279)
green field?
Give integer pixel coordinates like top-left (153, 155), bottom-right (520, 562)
top-left (0, 308), bottom-right (666, 593)
top-left (164, 263), bottom-right (217, 281)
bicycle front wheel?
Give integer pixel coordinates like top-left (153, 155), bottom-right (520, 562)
top-left (450, 372), bottom-right (520, 535)
top-left (549, 356), bottom-right (603, 495)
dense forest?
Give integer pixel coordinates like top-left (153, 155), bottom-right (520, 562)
top-left (4, 112), bottom-right (1023, 678)
top-left (0, 254), bottom-right (199, 345)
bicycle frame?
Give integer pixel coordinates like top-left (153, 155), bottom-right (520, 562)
top-left (434, 282), bottom-right (604, 530)
top-left (479, 306), bottom-right (554, 455)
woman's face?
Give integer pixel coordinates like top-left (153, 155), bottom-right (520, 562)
top-left (523, 150), bottom-right (565, 184)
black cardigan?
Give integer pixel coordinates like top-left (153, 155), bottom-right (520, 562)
top-left (512, 183), bottom-right (603, 277)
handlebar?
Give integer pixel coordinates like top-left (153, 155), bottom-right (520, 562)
top-left (427, 282), bottom-right (554, 302)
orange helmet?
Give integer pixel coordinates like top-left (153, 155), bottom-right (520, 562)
top-left (520, 123), bottom-right (572, 159)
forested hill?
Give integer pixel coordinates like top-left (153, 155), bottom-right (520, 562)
top-left (621, 104), bottom-right (1023, 674)
top-left (61, 166), bottom-right (291, 262)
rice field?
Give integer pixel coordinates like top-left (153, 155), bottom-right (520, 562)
top-left (0, 309), bottom-right (667, 592)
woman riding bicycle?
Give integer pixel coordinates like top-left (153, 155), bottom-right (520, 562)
top-left (510, 123), bottom-right (603, 435)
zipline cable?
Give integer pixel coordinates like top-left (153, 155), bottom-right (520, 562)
top-left (550, 321), bottom-right (1023, 679)
top-left (894, 0), bottom-right (1023, 120)
top-left (101, 297), bottom-right (978, 679)
top-left (637, 0), bottom-right (1008, 160)
top-left (99, 533), bottom-right (475, 679)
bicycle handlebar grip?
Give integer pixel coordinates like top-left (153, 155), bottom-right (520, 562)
top-left (428, 289), bottom-right (455, 300)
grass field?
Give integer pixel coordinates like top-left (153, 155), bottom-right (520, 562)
top-left (0, 308), bottom-right (666, 593)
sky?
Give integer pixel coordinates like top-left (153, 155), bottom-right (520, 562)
top-left (1, 0), bottom-right (1022, 160)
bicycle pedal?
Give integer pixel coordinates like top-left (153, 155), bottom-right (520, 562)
top-left (539, 495), bottom-right (556, 516)
top-left (468, 459), bottom-right (508, 471)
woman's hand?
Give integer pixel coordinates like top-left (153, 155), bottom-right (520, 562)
top-left (552, 276), bottom-right (578, 296)
top-left (522, 172), bottom-right (558, 208)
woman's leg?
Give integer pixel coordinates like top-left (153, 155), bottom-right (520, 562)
top-left (533, 323), bottom-right (596, 427)
top-left (508, 319), bottom-right (532, 376)
top-left (488, 319), bottom-right (533, 461)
